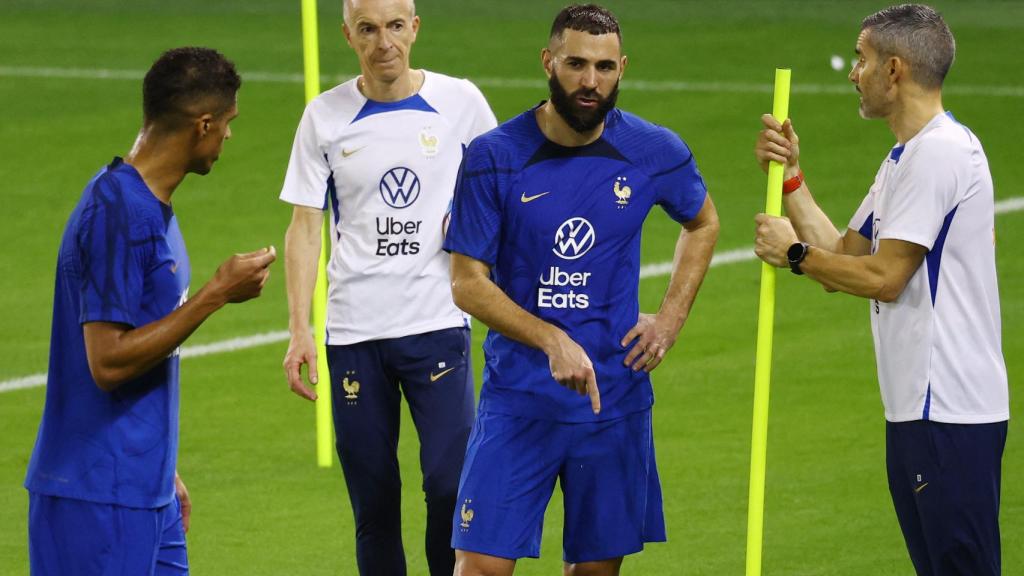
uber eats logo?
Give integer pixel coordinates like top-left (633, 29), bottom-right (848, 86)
top-left (539, 217), bottom-right (595, 309)
top-left (377, 167), bottom-right (422, 256)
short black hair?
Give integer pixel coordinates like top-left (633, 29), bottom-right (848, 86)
top-left (862, 4), bottom-right (955, 89)
top-left (143, 47), bottom-right (241, 127)
top-left (550, 4), bottom-right (621, 42)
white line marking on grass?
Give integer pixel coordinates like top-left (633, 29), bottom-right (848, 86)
top-left (1, 196), bottom-right (1022, 394)
top-left (996, 197), bottom-right (1024, 214)
top-left (178, 330), bottom-right (290, 359)
top-left (2, 65), bottom-right (1023, 97)
top-left (0, 331), bottom-right (291, 394)
top-left (0, 374), bottom-right (48, 393)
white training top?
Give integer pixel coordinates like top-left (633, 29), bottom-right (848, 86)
top-left (281, 70), bottom-right (497, 344)
top-left (848, 111), bottom-right (1008, 424)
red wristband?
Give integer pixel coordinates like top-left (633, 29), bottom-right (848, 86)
top-left (782, 170), bottom-right (804, 194)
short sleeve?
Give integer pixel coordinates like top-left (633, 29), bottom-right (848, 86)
top-left (652, 130), bottom-right (707, 223)
top-left (280, 102), bottom-right (332, 209)
top-left (879, 143), bottom-right (960, 249)
top-left (848, 188), bottom-right (876, 240)
top-left (77, 179), bottom-right (146, 327)
top-left (463, 80), bottom-right (498, 142)
top-left (443, 140), bottom-right (502, 266)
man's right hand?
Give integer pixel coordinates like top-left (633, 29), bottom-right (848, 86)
top-left (544, 329), bottom-right (601, 415)
top-left (283, 332), bottom-right (318, 401)
top-left (209, 246), bottom-right (276, 305)
top-left (755, 114), bottom-right (801, 178)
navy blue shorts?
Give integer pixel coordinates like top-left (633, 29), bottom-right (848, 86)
top-left (452, 409), bottom-right (665, 563)
top-left (886, 420), bottom-right (1007, 576)
top-left (29, 493), bottom-right (188, 576)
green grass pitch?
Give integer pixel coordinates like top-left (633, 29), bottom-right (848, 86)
top-left (1, 1), bottom-right (1022, 574)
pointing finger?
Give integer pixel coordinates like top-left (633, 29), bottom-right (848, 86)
top-left (586, 370), bottom-right (601, 415)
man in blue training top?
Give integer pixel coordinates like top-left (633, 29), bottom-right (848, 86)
top-left (443, 5), bottom-right (719, 575)
top-left (25, 47), bottom-right (276, 576)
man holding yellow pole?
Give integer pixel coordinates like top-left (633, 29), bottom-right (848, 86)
top-left (279, 0), bottom-right (496, 574)
top-left (754, 5), bottom-right (1008, 574)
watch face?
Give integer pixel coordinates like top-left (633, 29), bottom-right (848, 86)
top-left (787, 242), bottom-right (806, 263)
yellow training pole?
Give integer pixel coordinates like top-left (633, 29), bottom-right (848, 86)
top-left (745, 68), bottom-right (791, 576)
top-left (300, 0), bottom-right (334, 469)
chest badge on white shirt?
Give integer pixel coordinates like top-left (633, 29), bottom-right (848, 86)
top-left (419, 128), bottom-right (439, 157)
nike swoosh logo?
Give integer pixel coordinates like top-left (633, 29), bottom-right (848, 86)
top-left (341, 147), bottom-right (365, 158)
top-left (429, 367), bottom-right (456, 382)
top-left (913, 482), bottom-right (929, 494)
top-left (520, 191), bottom-right (551, 203)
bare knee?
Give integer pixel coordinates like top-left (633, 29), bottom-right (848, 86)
top-left (454, 550), bottom-right (516, 576)
top-left (563, 557), bottom-right (623, 576)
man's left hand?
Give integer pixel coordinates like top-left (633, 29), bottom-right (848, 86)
top-left (754, 214), bottom-right (799, 268)
top-left (175, 471), bottom-right (191, 534)
top-left (621, 313), bottom-right (680, 373)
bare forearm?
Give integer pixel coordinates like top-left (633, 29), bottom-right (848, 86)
top-left (86, 247), bottom-right (275, 392)
top-left (802, 248), bottom-right (902, 302)
top-left (87, 288), bottom-right (225, 390)
top-left (451, 274), bottom-right (561, 352)
top-left (659, 219), bottom-right (718, 330)
top-left (783, 185), bottom-right (843, 252)
top-left (285, 211), bottom-right (323, 337)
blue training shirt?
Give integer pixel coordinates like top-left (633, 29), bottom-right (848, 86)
top-left (25, 157), bottom-right (190, 508)
top-left (444, 107), bottom-right (706, 422)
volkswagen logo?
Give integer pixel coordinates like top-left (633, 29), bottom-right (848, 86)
top-left (552, 217), bottom-right (596, 260)
top-left (379, 167), bottom-right (421, 209)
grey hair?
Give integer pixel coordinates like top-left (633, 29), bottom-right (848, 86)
top-left (343, 0), bottom-right (416, 25)
top-left (862, 4), bottom-right (955, 89)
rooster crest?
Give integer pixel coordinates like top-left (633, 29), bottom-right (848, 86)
top-left (460, 500), bottom-right (475, 528)
top-left (614, 176), bottom-right (632, 205)
top-left (342, 376), bottom-right (360, 400)
top-left (419, 130), bottom-right (439, 156)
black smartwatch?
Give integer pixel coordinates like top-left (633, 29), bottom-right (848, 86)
top-left (787, 242), bottom-right (809, 275)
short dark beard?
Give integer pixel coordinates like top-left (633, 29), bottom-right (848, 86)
top-left (548, 70), bottom-right (619, 134)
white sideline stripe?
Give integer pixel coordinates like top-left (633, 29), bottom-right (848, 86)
top-left (0, 331), bottom-right (292, 393)
top-left (1, 197), bottom-right (1022, 394)
top-left (995, 196), bottom-right (1024, 214)
top-left (1, 65), bottom-right (1024, 97)
top-left (178, 330), bottom-right (291, 358)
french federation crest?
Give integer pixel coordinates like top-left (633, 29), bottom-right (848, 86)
top-left (459, 499), bottom-right (474, 530)
top-left (419, 128), bottom-right (439, 157)
top-left (614, 176), bottom-right (632, 208)
top-left (342, 370), bottom-right (360, 403)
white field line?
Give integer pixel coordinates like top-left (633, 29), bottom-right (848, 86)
top-left (1, 65), bottom-right (1024, 97)
top-left (1, 198), bottom-right (1022, 395)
